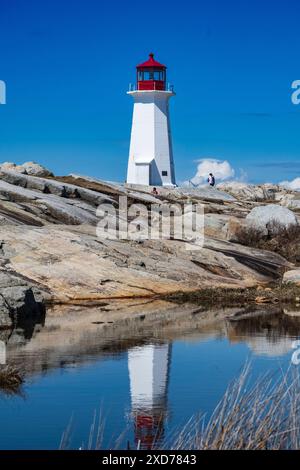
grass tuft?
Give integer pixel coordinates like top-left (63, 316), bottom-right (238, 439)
top-left (0, 365), bottom-right (23, 395)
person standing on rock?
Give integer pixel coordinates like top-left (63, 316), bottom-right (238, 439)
top-left (208, 173), bottom-right (215, 187)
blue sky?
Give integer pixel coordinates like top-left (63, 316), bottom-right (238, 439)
top-left (0, 0), bottom-right (299, 184)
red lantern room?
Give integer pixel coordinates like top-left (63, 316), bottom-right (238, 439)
top-left (136, 53), bottom-right (166, 91)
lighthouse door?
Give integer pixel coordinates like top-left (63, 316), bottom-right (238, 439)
top-left (135, 163), bottom-right (150, 186)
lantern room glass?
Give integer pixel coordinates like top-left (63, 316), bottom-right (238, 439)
top-left (137, 69), bottom-right (166, 82)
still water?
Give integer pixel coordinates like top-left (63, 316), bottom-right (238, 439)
top-left (0, 301), bottom-right (299, 449)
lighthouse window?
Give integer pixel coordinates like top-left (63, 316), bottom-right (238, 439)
top-left (138, 70), bottom-right (165, 81)
top-left (142, 71), bottom-right (151, 80)
top-left (162, 171), bottom-right (168, 176)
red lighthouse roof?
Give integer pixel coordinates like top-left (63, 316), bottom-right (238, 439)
top-left (137, 53), bottom-right (166, 69)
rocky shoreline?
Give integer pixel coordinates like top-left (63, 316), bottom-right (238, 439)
top-left (0, 162), bottom-right (299, 327)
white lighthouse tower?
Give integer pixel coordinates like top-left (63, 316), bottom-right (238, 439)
top-left (126, 53), bottom-right (176, 187)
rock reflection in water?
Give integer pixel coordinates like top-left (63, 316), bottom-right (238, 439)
top-left (3, 302), bottom-right (300, 375)
top-left (226, 308), bottom-right (300, 357)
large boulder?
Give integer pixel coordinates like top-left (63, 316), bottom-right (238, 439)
top-left (0, 162), bottom-right (23, 173)
top-left (20, 161), bottom-right (53, 177)
top-left (246, 204), bottom-right (298, 234)
top-left (0, 161), bottom-right (53, 177)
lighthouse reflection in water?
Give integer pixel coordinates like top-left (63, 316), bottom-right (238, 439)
top-left (128, 343), bottom-right (171, 449)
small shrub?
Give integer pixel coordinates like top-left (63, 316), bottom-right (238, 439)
top-left (236, 221), bottom-right (300, 264)
top-left (235, 225), bottom-right (265, 247)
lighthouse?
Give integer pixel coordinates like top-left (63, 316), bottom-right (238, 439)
top-left (126, 53), bottom-right (176, 187)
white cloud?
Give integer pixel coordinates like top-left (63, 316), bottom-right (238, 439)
top-left (183, 158), bottom-right (235, 187)
top-left (279, 177), bottom-right (300, 191)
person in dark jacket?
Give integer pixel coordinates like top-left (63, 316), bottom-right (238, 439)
top-left (207, 173), bottom-right (215, 187)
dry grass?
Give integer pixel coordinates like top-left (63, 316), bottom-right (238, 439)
top-left (60, 408), bottom-right (127, 450)
top-left (0, 365), bottom-right (23, 395)
top-left (168, 365), bottom-right (300, 450)
top-left (236, 221), bottom-right (300, 264)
